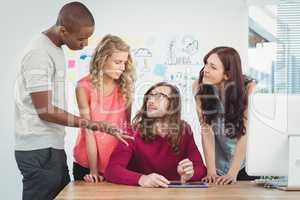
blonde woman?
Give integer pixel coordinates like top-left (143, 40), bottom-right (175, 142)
top-left (73, 34), bottom-right (135, 182)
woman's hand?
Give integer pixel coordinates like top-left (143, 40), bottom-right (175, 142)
top-left (177, 159), bottom-right (194, 183)
top-left (215, 173), bottom-right (237, 185)
top-left (201, 172), bottom-right (220, 184)
top-left (83, 170), bottom-right (104, 183)
top-left (83, 174), bottom-right (104, 183)
top-left (138, 173), bottom-right (170, 188)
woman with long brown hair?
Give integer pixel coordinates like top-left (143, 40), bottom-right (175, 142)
top-left (105, 82), bottom-right (207, 187)
top-left (193, 46), bottom-right (257, 185)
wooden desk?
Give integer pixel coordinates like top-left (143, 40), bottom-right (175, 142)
top-left (55, 181), bottom-right (300, 200)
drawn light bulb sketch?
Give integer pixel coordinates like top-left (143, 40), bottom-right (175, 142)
top-left (133, 48), bottom-right (153, 75)
top-left (165, 36), bottom-right (200, 65)
top-left (182, 36), bottom-right (199, 56)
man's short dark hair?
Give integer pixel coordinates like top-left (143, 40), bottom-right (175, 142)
top-left (56, 1), bottom-right (95, 32)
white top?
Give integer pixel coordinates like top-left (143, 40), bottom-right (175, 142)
top-left (14, 33), bottom-right (67, 150)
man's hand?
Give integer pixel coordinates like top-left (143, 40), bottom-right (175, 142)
top-left (87, 121), bottom-right (134, 146)
top-left (138, 173), bottom-right (170, 188)
top-left (177, 159), bottom-right (194, 183)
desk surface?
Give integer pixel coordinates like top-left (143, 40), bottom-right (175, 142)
top-left (56, 181), bottom-right (300, 200)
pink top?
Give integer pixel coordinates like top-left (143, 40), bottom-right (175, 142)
top-left (104, 123), bottom-right (207, 185)
top-left (73, 75), bottom-right (127, 174)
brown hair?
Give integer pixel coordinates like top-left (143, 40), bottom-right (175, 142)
top-left (196, 46), bottom-right (246, 138)
top-left (132, 82), bottom-right (184, 153)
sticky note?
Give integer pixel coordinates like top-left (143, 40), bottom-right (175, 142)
top-left (80, 54), bottom-right (88, 60)
top-left (68, 60), bottom-right (76, 69)
top-left (80, 53), bottom-right (91, 60)
top-left (68, 71), bottom-right (77, 81)
top-left (67, 50), bottom-right (77, 57)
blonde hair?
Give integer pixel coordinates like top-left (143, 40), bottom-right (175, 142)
top-left (89, 34), bottom-right (135, 105)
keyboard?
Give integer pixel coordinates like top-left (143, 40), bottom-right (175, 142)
top-left (254, 177), bottom-right (288, 188)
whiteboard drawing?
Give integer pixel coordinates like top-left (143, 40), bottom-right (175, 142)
top-left (165, 40), bottom-right (177, 65)
top-left (165, 36), bottom-right (200, 65)
top-left (134, 48), bottom-right (152, 57)
top-left (182, 35), bottom-right (199, 56)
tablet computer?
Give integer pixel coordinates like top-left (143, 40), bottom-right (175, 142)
top-left (168, 181), bottom-right (208, 188)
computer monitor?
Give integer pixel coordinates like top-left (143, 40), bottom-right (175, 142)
top-left (246, 93), bottom-right (300, 190)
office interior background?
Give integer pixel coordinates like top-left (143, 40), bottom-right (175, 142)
top-left (1, 0), bottom-right (299, 199)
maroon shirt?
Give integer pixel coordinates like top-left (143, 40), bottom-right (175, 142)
top-left (104, 123), bottom-right (207, 186)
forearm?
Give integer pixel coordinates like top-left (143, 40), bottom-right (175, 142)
top-left (104, 140), bottom-right (142, 186)
top-left (227, 135), bottom-right (247, 176)
top-left (37, 105), bottom-right (85, 127)
top-left (85, 130), bottom-right (98, 172)
top-left (227, 83), bottom-right (255, 176)
top-left (38, 105), bottom-right (110, 131)
top-left (226, 83), bottom-right (256, 176)
top-left (105, 165), bottom-right (143, 186)
top-left (201, 126), bottom-right (216, 174)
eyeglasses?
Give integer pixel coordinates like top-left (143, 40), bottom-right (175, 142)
top-left (146, 92), bottom-right (171, 101)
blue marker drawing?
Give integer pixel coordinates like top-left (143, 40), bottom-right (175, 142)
top-left (170, 74), bottom-right (174, 80)
top-left (80, 53), bottom-right (91, 60)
